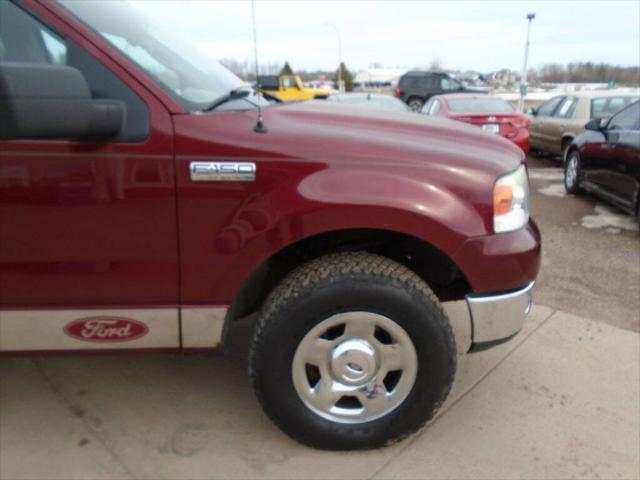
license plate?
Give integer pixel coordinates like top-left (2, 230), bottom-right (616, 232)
top-left (482, 123), bottom-right (500, 134)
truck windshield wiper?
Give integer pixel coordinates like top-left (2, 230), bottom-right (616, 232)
top-left (202, 86), bottom-right (253, 112)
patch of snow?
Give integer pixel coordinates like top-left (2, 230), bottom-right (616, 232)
top-left (537, 183), bottom-right (566, 198)
top-left (581, 204), bottom-right (639, 232)
top-left (529, 168), bottom-right (564, 181)
top-left (605, 227), bottom-right (621, 234)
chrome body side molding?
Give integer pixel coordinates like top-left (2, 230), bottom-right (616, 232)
top-left (0, 308), bottom-right (179, 351)
top-left (0, 306), bottom-right (228, 351)
top-left (181, 307), bottom-right (227, 348)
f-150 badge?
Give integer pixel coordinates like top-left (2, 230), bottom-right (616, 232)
top-left (190, 162), bottom-right (256, 182)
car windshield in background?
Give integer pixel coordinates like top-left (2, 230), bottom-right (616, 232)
top-left (59, 0), bottom-right (245, 111)
top-left (336, 94), bottom-right (409, 111)
top-left (591, 96), bottom-right (639, 119)
top-left (447, 98), bottom-right (514, 113)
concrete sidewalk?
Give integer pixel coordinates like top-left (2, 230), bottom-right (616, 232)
top-left (1, 304), bottom-right (638, 480)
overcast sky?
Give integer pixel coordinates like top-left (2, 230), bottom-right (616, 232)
top-left (135, 0), bottom-right (640, 73)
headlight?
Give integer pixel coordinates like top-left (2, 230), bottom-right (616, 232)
top-left (493, 165), bottom-right (529, 233)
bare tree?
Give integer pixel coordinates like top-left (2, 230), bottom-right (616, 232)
top-left (530, 62), bottom-right (639, 85)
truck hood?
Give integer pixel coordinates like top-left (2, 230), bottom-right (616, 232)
top-left (254, 100), bottom-right (524, 177)
top-left (176, 100), bottom-right (525, 184)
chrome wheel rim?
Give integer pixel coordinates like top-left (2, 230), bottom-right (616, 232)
top-left (566, 155), bottom-right (578, 188)
top-left (292, 312), bottom-right (418, 424)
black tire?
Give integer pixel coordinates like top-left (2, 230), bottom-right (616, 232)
top-left (249, 252), bottom-right (456, 450)
top-left (564, 149), bottom-right (583, 194)
top-left (407, 97), bottom-right (424, 112)
top-left (561, 138), bottom-right (573, 164)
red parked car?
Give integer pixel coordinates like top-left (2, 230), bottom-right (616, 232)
top-left (0, 0), bottom-right (540, 450)
top-left (422, 94), bottom-right (531, 154)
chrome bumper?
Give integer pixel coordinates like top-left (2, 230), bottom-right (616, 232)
top-left (465, 282), bottom-right (534, 351)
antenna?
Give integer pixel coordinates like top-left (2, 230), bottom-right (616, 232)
top-left (251, 0), bottom-right (268, 134)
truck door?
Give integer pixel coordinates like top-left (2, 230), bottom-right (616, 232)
top-left (0, 2), bottom-right (179, 351)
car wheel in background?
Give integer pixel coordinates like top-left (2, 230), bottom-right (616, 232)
top-left (564, 150), bottom-right (583, 194)
top-left (249, 252), bottom-right (456, 450)
top-left (561, 138), bottom-right (574, 164)
top-left (407, 97), bottom-right (424, 112)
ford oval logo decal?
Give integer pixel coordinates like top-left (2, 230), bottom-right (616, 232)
top-left (64, 316), bottom-right (148, 342)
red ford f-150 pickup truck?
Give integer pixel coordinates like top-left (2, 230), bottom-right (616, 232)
top-left (0, 0), bottom-right (540, 450)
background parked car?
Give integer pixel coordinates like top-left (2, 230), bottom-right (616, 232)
top-left (422, 94), bottom-right (531, 154)
top-left (528, 91), bottom-right (639, 161)
top-left (395, 71), bottom-right (485, 112)
top-left (258, 74), bottom-right (331, 101)
top-left (564, 101), bottom-right (640, 219)
top-left (327, 92), bottom-right (410, 112)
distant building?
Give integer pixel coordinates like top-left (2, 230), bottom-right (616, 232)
top-left (452, 70), bottom-right (488, 87)
top-left (353, 68), bottom-right (408, 89)
top-left (490, 69), bottom-right (518, 87)
top-left (304, 77), bottom-right (337, 93)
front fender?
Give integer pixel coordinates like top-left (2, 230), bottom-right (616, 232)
top-left (296, 166), bottom-right (486, 248)
top-left (204, 165), bottom-right (488, 304)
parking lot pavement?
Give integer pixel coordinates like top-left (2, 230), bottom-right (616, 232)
top-left (375, 310), bottom-right (640, 480)
top-left (528, 155), bottom-right (640, 333)
top-left (2, 303), bottom-right (638, 480)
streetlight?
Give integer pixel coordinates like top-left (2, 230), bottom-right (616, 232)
top-left (517, 12), bottom-right (536, 112)
top-left (325, 23), bottom-right (343, 93)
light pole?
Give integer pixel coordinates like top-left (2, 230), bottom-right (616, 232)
top-left (325, 23), bottom-right (343, 93)
top-left (518, 13), bottom-right (536, 112)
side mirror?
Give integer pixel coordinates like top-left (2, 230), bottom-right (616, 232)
top-left (0, 62), bottom-right (124, 141)
top-left (585, 118), bottom-right (607, 131)
top-left (526, 108), bottom-right (537, 116)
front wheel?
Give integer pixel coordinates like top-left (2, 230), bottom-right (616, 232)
top-left (249, 252), bottom-right (456, 450)
top-left (564, 150), bottom-right (583, 194)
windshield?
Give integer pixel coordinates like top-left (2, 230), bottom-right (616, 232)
top-left (591, 96), bottom-right (639, 119)
top-left (446, 98), bottom-right (514, 113)
top-left (336, 95), bottom-right (409, 112)
top-left (59, 0), bottom-right (245, 111)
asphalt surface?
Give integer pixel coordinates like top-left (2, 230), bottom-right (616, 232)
top-left (527, 154), bottom-right (640, 332)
